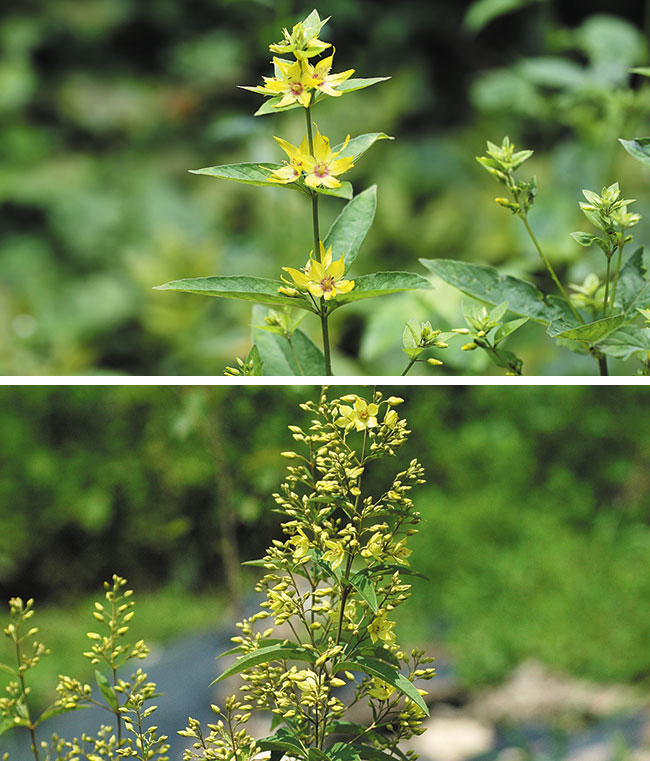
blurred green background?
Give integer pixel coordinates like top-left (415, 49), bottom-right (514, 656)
top-left (2, 0), bottom-right (650, 375)
top-left (1, 384), bottom-right (649, 704)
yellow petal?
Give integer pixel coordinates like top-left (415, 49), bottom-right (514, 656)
top-left (330, 156), bottom-right (354, 176)
top-left (309, 259), bottom-right (326, 281)
top-left (273, 136), bottom-right (301, 160)
top-left (321, 174), bottom-right (341, 188)
top-left (312, 127), bottom-right (331, 163)
top-left (335, 279), bottom-right (354, 294)
top-left (328, 255), bottom-right (345, 280)
top-left (283, 267), bottom-right (310, 287)
top-left (304, 173), bottom-right (320, 189)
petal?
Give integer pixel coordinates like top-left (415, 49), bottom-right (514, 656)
top-left (354, 399), bottom-right (366, 412)
top-left (367, 404), bottom-right (379, 416)
top-left (335, 279), bottom-right (354, 294)
top-left (320, 243), bottom-right (332, 268)
top-left (307, 283), bottom-right (324, 299)
top-left (339, 406), bottom-right (354, 416)
top-left (329, 156), bottom-right (354, 176)
top-left (273, 136), bottom-right (300, 160)
top-left (301, 155), bottom-right (317, 172)
top-left (298, 90), bottom-right (312, 108)
top-left (309, 259), bottom-right (326, 280)
top-left (320, 174), bottom-right (341, 188)
top-left (283, 267), bottom-right (310, 286)
top-left (304, 173), bottom-right (320, 188)
top-left (328, 255), bottom-right (345, 279)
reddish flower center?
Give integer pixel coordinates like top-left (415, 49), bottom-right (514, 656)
top-left (315, 163), bottom-right (329, 177)
top-left (320, 276), bottom-right (334, 293)
top-left (290, 82), bottom-right (303, 94)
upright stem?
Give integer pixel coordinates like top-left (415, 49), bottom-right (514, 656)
top-left (520, 214), bottom-right (583, 323)
top-left (598, 353), bottom-right (609, 376)
top-left (401, 357), bottom-right (417, 376)
top-left (602, 255), bottom-right (612, 318)
top-left (609, 240), bottom-right (624, 315)
top-left (15, 641), bottom-right (40, 761)
top-left (305, 104), bottom-right (332, 374)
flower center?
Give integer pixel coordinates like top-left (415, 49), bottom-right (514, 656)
top-left (315, 163), bottom-right (329, 177)
top-left (320, 276), bottom-right (334, 293)
top-left (290, 82), bottom-right (303, 94)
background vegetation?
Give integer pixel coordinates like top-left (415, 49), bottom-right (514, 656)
top-left (2, 384), bottom-right (649, 708)
top-left (2, 0), bottom-right (650, 374)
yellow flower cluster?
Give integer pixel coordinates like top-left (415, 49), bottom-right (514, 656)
top-left (268, 127), bottom-right (354, 190)
top-left (283, 241), bottom-right (354, 301)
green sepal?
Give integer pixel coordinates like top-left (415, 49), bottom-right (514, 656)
top-left (333, 656), bottom-right (429, 715)
top-left (210, 642), bottom-right (315, 686)
top-left (95, 669), bottom-right (119, 711)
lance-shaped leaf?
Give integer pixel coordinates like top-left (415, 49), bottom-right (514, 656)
top-left (329, 272), bottom-right (431, 310)
top-left (329, 743), bottom-right (362, 761)
top-left (253, 324), bottom-right (326, 376)
top-left (547, 314), bottom-right (625, 342)
top-left (259, 728), bottom-right (307, 758)
top-left (421, 258), bottom-right (573, 325)
top-left (613, 248), bottom-right (650, 317)
top-left (334, 133), bottom-right (394, 162)
top-left (0, 716), bottom-right (19, 736)
top-left (348, 571), bottom-right (378, 613)
top-left (189, 162), bottom-right (286, 187)
top-left (39, 702), bottom-right (91, 723)
top-left (619, 137), bottom-right (650, 169)
top-left (154, 276), bottom-right (317, 313)
top-left (253, 78), bottom-right (391, 116)
top-left (324, 185), bottom-right (377, 272)
top-left (316, 181), bottom-right (353, 200)
top-left (598, 325), bottom-right (650, 359)
top-left (333, 657), bottom-right (429, 715)
top-left (211, 642), bottom-right (314, 686)
top-left (96, 669), bottom-right (118, 711)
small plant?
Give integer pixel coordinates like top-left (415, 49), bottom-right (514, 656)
top-left (0, 576), bottom-right (169, 761)
top-left (421, 135), bottom-right (650, 376)
top-left (154, 10), bottom-right (431, 376)
top-left (180, 387), bottom-right (434, 761)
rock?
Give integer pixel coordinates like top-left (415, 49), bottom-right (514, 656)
top-left (405, 708), bottom-right (496, 761)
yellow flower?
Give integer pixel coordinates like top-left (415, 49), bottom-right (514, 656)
top-left (247, 58), bottom-right (312, 108)
top-left (283, 243), bottom-right (354, 301)
top-left (268, 135), bottom-right (310, 184)
top-left (322, 537), bottom-right (345, 570)
top-left (367, 614), bottom-right (396, 645)
top-left (290, 669), bottom-right (320, 692)
top-left (305, 51), bottom-right (354, 98)
top-left (389, 539), bottom-right (411, 565)
top-left (291, 528), bottom-right (310, 562)
top-left (302, 127), bottom-right (354, 189)
top-left (384, 409), bottom-right (399, 428)
top-left (367, 677), bottom-right (396, 700)
top-left (335, 398), bottom-right (379, 431)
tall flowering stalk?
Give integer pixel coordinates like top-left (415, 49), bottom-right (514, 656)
top-left (181, 388), bottom-right (435, 761)
top-left (156, 11), bottom-right (431, 376)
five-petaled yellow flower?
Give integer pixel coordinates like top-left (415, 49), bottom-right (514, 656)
top-left (336, 398), bottom-right (379, 431)
top-left (268, 135), bottom-right (310, 184)
top-left (306, 51), bottom-right (354, 97)
top-left (302, 127), bottom-right (354, 189)
top-left (283, 242), bottom-right (354, 301)
top-left (367, 614), bottom-right (396, 644)
top-left (256, 58), bottom-right (313, 108)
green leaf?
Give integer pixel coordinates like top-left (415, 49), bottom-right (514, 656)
top-left (259, 728), bottom-right (306, 758)
top-left (614, 248), bottom-right (650, 317)
top-left (463, 0), bottom-right (544, 32)
top-left (571, 231), bottom-right (599, 247)
top-left (189, 162), bottom-right (286, 187)
top-left (211, 643), bottom-right (314, 686)
top-left (402, 318), bottom-right (424, 359)
top-left (356, 746), bottom-right (400, 761)
top-left (360, 562), bottom-right (429, 581)
top-left (547, 314), bottom-right (625, 341)
top-left (95, 669), bottom-right (118, 711)
top-left (348, 572), bottom-right (378, 613)
top-left (324, 185), bottom-right (377, 272)
top-left (316, 181), bottom-right (353, 200)
top-left (154, 276), bottom-right (316, 312)
top-left (329, 743), bottom-right (362, 761)
top-left (334, 133), bottom-right (394, 162)
top-left (421, 258), bottom-right (572, 325)
top-left (334, 77), bottom-right (391, 93)
top-left (324, 720), bottom-right (373, 737)
top-left (631, 67), bottom-right (650, 77)
top-left (329, 272), bottom-right (431, 310)
top-left (39, 702), bottom-right (91, 723)
top-left (245, 344), bottom-right (263, 375)
top-left (598, 325), bottom-right (650, 359)
top-left (0, 716), bottom-right (18, 737)
top-left (494, 317), bottom-right (528, 345)
top-left (333, 657), bottom-right (429, 715)
top-left (253, 308), bottom-right (326, 375)
top-left (619, 138), bottom-right (650, 169)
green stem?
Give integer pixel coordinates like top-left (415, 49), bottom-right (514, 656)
top-left (520, 214), bottom-right (583, 323)
top-left (319, 303), bottom-right (332, 375)
top-left (602, 255), bottom-right (612, 319)
top-left (287, 336), bottom-right (304, 375)
top-left (401, 357), bottom-right (417, 376)
top-left (14, 643), bottom-right (39, 761)
top-left (597, 352), bottom-right (609, 376)
top-left (609, 241), bottom-right (624, 315)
